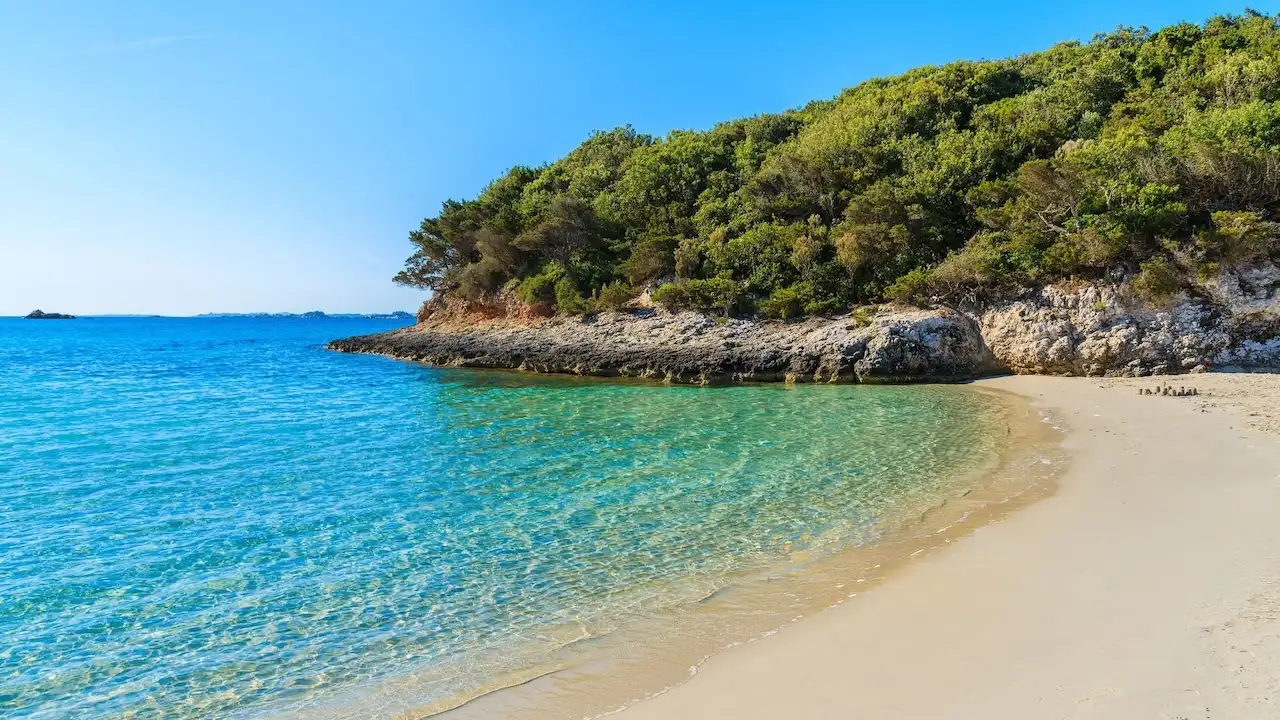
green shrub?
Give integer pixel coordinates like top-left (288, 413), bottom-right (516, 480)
top-left (851, 306), bottom-right (878, 327)
top-left (454, 259), bottom-right (507, 300)
top-left (649, 282), bottom-right (687, 310)
top-left (1041, 240), bottom-right (1089, 277)
top-left (674, 238), bottom-right (704, 279)
top-left (622, 237), bottom-right (677, 285)
top-left (554, 276), bottom-right (591, 314)
top-left (594, 281), bottom-right (636, 311)
top-left (759, 283), bottom-right (812, 319)
top-left (884, 267), bottom-right (934, 305)
top-left (1196, 260), bottom-right (1221, 283)
top-left (516, 264), bottom-right (565, 304)
top-left (925, 242), bottom-right (1001, 298)
top-left (802, 297), bottom-right (844, 316)
top-left (652, 278), bottom-right (747, 314)
top-left (1208, 210), bottom-right (1278, 264)
top-left (1132, 256), bottom-right (1183, 303)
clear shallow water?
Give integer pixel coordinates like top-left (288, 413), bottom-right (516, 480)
top-left (0, 317), bottom-right (1012, 718)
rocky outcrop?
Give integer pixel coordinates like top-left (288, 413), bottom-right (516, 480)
top-left (976, 284), bottom-right (1228, 376)
top-left (1204, 262), bottom-right (1280, 368)
top-left (330, 263), bottom-right (1280, 382)
top-left (976, 263), bottom-right (1280, 375)
top-left (330, 307), bottom-right (999, 384)
top-left (24, 310), bottom-right (75, 320)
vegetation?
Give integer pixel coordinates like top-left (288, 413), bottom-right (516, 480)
top-left (651, 278), bottom-right (748, 314)
top-left (397, 12), bottom-right (1280, 316)
top-left (594, 281), bottom-right (637, 311)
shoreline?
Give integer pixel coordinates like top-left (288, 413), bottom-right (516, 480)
top-left (329, 269), bottom-right (1280, 383)
top-left (417, 385), bottom-right (1065, 719)
top-left (602, 373), bottom-right (1280, 719)
top-left (278, 383), bottom-right (1062, 720)
top-left (328, 307), bottom-right (1000, 385)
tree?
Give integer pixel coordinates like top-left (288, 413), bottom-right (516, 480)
top-left (396, 12), bottom-right (1280, 315)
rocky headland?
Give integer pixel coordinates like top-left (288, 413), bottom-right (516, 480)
top-left (329, 263), bottom-right (1280, 384)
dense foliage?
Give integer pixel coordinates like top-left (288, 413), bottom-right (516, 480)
top-left (397, 12), bottom-right (1280, 315)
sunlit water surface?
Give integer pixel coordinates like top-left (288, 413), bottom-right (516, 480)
top-left (1, 317), bottom-right (1021, 718)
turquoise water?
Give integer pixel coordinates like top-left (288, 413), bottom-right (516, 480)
top-left (0, 317), bottom-right (1012, 718)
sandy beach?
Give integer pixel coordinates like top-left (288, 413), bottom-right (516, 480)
top-left (614, 373), bottom-right (1280, 719)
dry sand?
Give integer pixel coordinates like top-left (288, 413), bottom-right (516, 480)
top-left (615, 373), bottom-right (1280, 719)
top-left (1099, 372), bottom-right (1280, 436)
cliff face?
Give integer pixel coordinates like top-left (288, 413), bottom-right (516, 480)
top-left (978, 284), bottom-right (1228, 376)
top-left (330, 264), bottom-right (1280, 383)
top-left (978, 263), bottom-right (1280, 375)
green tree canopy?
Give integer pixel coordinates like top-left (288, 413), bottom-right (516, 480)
top-left (398, 11), bottom-right (1280, 314)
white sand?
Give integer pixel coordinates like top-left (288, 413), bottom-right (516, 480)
top-left (615, 374), bottom-right (1280, 719)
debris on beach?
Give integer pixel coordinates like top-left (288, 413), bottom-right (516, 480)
top-left (1138, 382), bottom-right (1198, 397)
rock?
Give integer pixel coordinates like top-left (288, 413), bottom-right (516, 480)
top-left (853, 309), bottom-right (996, 382)
top-left (329, 307), bottom-right (1000, 385)
top-left (976, 283), bottom-right (1228, 376)
top-left (24, 310), bottom-right (76, 320)
top-left (976, 268), bottom-right (1280, 375)
top-left (330, 262), bottom-right (1280, 383)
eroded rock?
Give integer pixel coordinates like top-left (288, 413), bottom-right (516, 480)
top-left (976, 283), bottom-right (1229, 376)
top-left (329, 307), bottom-right (999, 384)
top-left (331, 263), bottom-right (1280, 382)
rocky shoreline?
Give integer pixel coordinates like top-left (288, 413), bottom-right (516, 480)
top-left (330, 307), bottom-right (999, 384)
top-left (330, 265), bottom-right (1280, 384)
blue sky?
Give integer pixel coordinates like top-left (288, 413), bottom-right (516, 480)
top-left (1, 1), bottom-right (1274, 315)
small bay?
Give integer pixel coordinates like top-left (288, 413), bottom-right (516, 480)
top-left (1, 317), bottom-right (1025, 718)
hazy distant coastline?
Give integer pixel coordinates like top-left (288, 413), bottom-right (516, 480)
top-left (4, 311), bottom-right (415, 320)
top-left (195, 311), bottom-right (414, 320)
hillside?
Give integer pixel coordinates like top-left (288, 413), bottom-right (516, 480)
top-left (394, 11), bottom-right (1280, 320)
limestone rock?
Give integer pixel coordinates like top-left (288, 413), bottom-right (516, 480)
top-left (331, 262), bottom-right (1280, 382)
top-left (329, 307), bottom-right (999, 385)
top-left (976, 284), bottom-right (1229, 376)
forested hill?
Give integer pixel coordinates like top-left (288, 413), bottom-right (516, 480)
top-left (395, 11), bottom-right (1280, 319)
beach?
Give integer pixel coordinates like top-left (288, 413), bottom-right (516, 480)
top-left (6, 317), bottom-right (1057, 719)
top-left (11, 317), bottom-right (1280, 718)
top-left (614, 373), bottom-right (1280, 719)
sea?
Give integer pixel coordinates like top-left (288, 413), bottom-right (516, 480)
top-left (0, 316), bottom-right (1055, 718)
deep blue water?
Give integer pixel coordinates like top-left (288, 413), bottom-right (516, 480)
top-left (0, 317), bottom-right (1008, 718)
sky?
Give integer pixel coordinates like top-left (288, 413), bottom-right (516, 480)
top-left (1, 1), bottom-right (1276, 315)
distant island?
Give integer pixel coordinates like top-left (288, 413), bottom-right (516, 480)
top-left (25, 310), bottom-right (76, 320)
top-left (196, 311), bottom-right (414, 320)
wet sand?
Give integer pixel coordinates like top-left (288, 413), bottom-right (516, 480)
top-left (615, 374), bottom-right (1280, 719)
